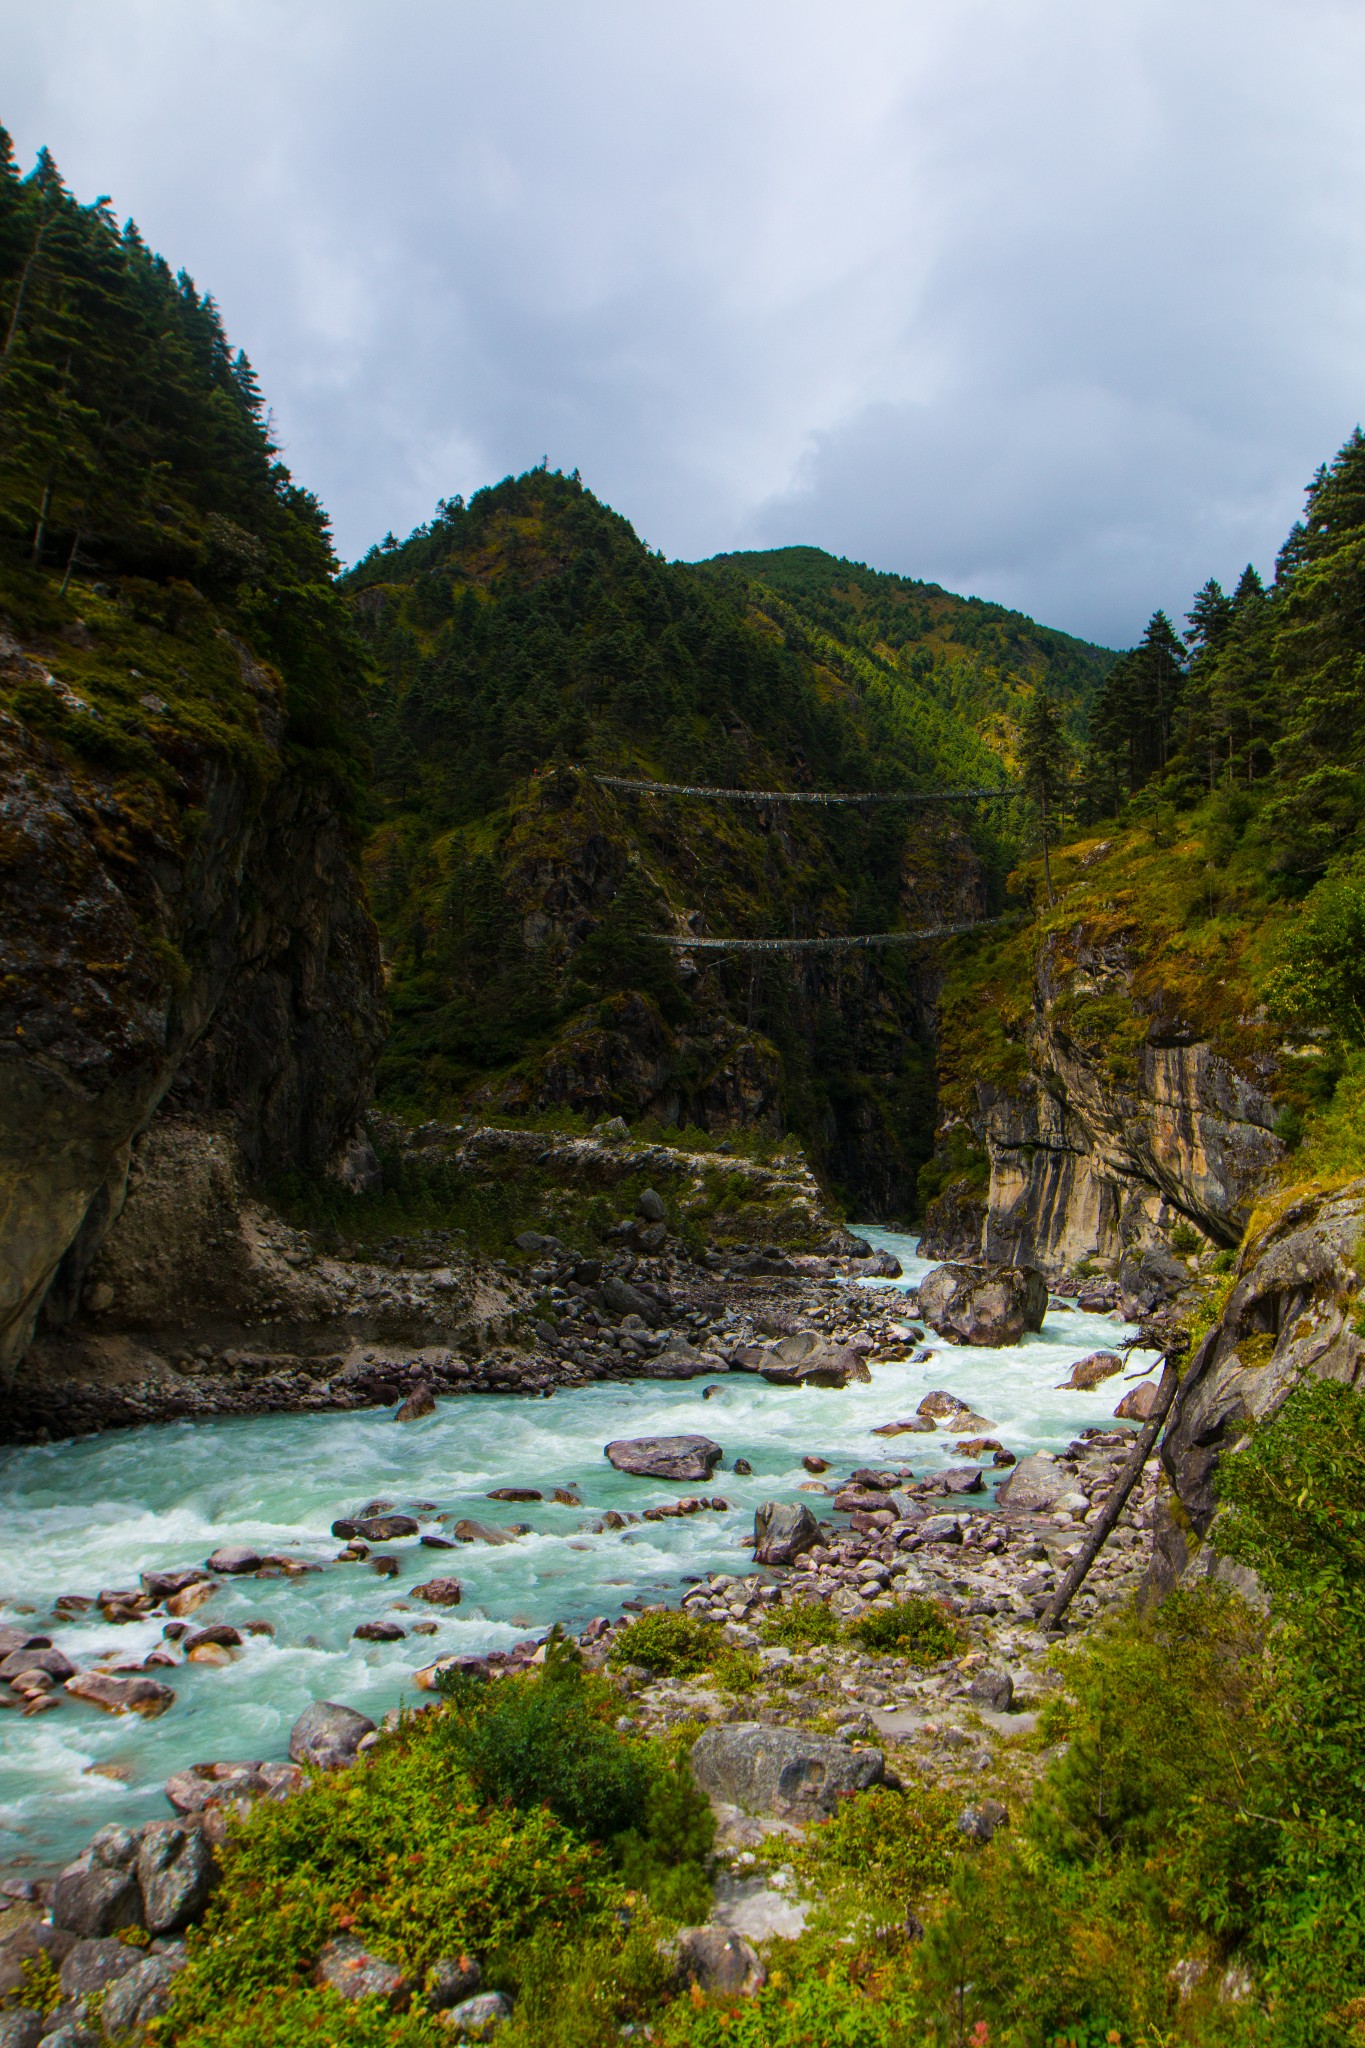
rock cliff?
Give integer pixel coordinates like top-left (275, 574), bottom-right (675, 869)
top-left (0, 622), bottom-right (384, 1380)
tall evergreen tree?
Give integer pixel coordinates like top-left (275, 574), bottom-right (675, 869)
top-left (1019, 688), bottom-right (1073, 905)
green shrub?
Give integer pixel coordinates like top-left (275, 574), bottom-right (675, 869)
top-left (847, 1598), bottom-right (961, 1663)
top-left (609, 1609), bottom-right (720, 1677)
top-left (654, 1958), bottom-right (904, 2048)
top-left (709, 1644), bottom-right (763, 1694)
top-left (761, 1599), bottom-right (841, 1649)
top-left (799, 1784), bottom-right (960, 1915)
top-left (1169, 1219), bottom-right (1201, 1255)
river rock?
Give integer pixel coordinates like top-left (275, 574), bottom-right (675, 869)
top-left (65, 1672), bottom-right (174, 1717)
top-left (936, 1465), bottom-right (985, 1495)
top-left (356, 1515), bottom-right (419, 1541)
top-left (871, 1416), bottom-right (936, 1435)
top-left (918, 1263), bottom-right (1049, 1346)
top-left (140, 1568), bottom-right (210, 1602)
top-left (669, 1926), bottom-right (766, 1998)
top-left (753, 1501), bottom-right (819, 1566)
top-left (289, 1700), bottom-right (377, 1770)
top-left (354, 1620), bottom-right (407, 1641)
top-left (50, 1864), bottom-right (142, 1939)
top-left (315, 1936), bottom-right (410, 2008)
top-left (450, 1519), bottom-right (517, 1545)
top-left (0, 1645), bottom-right (75, 1682)
top-left (0, 2009), bottom-right (44, 2048)
top-left (395, 1383), bottom-right (436, 1421)
top-left (921, 1513), bottom-right (964, 1542)
top-left (58, 1935), bottom-right (142, 1997)
top-left (137, 1821), bottom-right (219, 1934)
top-left (165, 1581), bottom-right (217, 1617)
top-left (604, 1435), bottom-right (723, 1481)
top-left (183, 1624), bottom-right (242, 1653)
top-left (100, 1947), bottom-right (187, 2034)
top-left (1115, 1380), bottom-right (1159, 1420)
top-left (204, 1545), bottom-right (262, 1575)
top-left (968, 1668), bottom-right (1014, 1711)
top-left (1060, 1350), bottom-right (1123, 1390)
top-left (0, 1627), bottom-right (48, 1658)
top-left (602, 1276), bottom-right (662, 1325)
top-left (412, 1578), bottom-right (462, 1606)
top-left (445, 1990), bottom-right (513, 2039)
top-left (487, 1487), bottom-right (541, 1502)
top-left (994, 1452), bottom-right (1066, 1513)
top-left (690, 1724), bottom-right (884, 1819)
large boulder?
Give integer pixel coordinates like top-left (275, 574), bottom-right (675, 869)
top-left (289, 1700), bottom-right (376, 1771)
top-left (100, 1948), bottom-right (187, 2034)
top-left (734, 1331), bottom-right (869, 1387)
top-left (1115, 1380), bottom-right (1159, 1420)
top-left (1059, 1350), bottom-right (1123, 1390)
top-left (58, 1935), bottom-right (142, 1999)
top-left (137, 1821), bottom-right (219, 1934)
top-left (918, 1263), bottom-right (1048, 1346)
top-left (690, 1724), bottom-right (884, 1820)
top-left (50, 1863), bottom-right (142, 1940)
top-left (604, 1435), bottom-right (723, 1482)
top-left (753, 1501), bottom-right (819, 1566)
top-left (994, 1451), bottom-right (1067, 1513)
top-left (64, 1671), bottom-right (174, 1716)
top-left (601, 1276), bottom-right (662, 1326)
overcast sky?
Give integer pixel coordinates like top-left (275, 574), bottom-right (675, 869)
top-left (8, 1), bottom-right (1365, 645)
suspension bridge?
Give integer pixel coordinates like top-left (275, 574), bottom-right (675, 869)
top-left (656, 918), bottom-right (1009, 955)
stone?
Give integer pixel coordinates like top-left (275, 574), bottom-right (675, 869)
top-left (670, 1926), bottom-right (766, 1998)
top-left (801, 1454), bottom-right (829, 1473)
top-left (1059, 1350), bottom-right (1123, 1390)
top-left (918, 1263), bottom-right (1048, 1346)
top-left (354, 1620), bottom-right (407, 1641)
top-left (58, 1935), bottom-right (142, 1997)
top-left (356, 1515), bottom-right (419, 1541)
top-left (1115, 1380), bottom-right (1159, 1420)
top-left (183, 1624), bottom-right (243, 1653)
top-left (205, 1545), bottom-right (262, 1575)
top-left (100, 1947), bottom-right (187, 2033)
top-left (421, 1533), bottom-right (458, 1549)
top-left (0, 1627), bottom-right (48, 1657)
top-left (957, 1797), bottom-right (1009, 1843)
top-left (0, 1645), bottom-right (75, 1682)
top-left (601, 1275), bottom-right (662, 1325)
top-left (64, 1671), bottom-right (174, 1717)
top-left (994, 1452), bottom-right (1067, 1514)
top-left (140, 1568), bottom-right (211, 1602)
top-left (733, 1457), bottom-right (753, 1476)
top-left (921, 1513), bottom-right (964, 1543)
top-left (425, 1954), bottom-right (483, 2009)
top-left (753, 1500), bottom-right (819, 1566)
top-left (451, 1519), bottom-right (518, 1545)
top-left (0, 2011), bottom-right (43, 2048)
top-left (395, 1382), bottom-right (436, 1421)
top-left (690, 1724), bottom-right (884, 1819)
top-left (636, 1187), bottom-right (667, 1222)
top-left (604, 1435), bottom-right (723, 1482)
top-left (288, 1700), bottom-right (377, 1770)
top-left (937, 1465), bottom-right (985, 1495)
top-left (968, 1668), bottom-right (1014, 1712)
top-left (137, 1821), bottom-right (219, 1934)
top-left (486, 1487), bottom-right (541, 1502)
top-left (50, 1863), bottom-right (143, 1939)
top-left (442, 1990), bottom-right (512, 2038)
top-left (412, 1578), bottom-right (463, 1606)
top-left (165, 1581), bottom-right (217, 1617)
top-left (315, 1936), bottom-right (410, 2008)
top-left (871, 1416), bottom-right (936, 1436)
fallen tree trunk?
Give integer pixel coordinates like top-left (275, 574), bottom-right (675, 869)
top-left (1041, 1355), bottom-right (1180, 1632)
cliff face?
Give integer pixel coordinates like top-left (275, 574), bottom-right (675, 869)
top-left (0, 624), bottom-right (384, 1378)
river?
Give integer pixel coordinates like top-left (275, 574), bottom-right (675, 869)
top-left (0, 1229), bottom-right (1158, 1869)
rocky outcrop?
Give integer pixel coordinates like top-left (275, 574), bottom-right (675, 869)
top-left (918, 1262), bottom-right (1047, 1346)
top-left (0, 624), bottom-right (384, 1381)
top-left (921, 926), bottom-right (1283, 1284)
top-left (1145, 1179), bottom-right (1365, 1599)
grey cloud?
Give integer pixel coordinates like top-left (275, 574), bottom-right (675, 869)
top-left (6, 0), bottom-right (1365, 644)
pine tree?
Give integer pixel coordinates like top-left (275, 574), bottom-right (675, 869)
top-left (1019, 689), bottom-right (1073, 905)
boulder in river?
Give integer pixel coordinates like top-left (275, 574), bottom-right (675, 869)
top-left (918, 1263), bottom-right (1049, 1347)
top-left (994, 1451), bottom-right (1067, 1513)
top-left (1060, 1350), bottom-right (1123, 1390)
top-left (65, 1672), bottom-right (175, 1717)
top-left (354, 1620), bottom-right (407, 1641)
top-left (871, 1416), bottom-right (935, 1436)
top-left (0, 1645), bottom-right (75, 1682)
top-left (1115, 1380), bottom-right (1159, 1420)
top-left (411, 1578), bottom-right (463, 1606)
top-left (690, 1723), bottom-right (884, 1819)
top-left (753, 1500), bottom-right (819, 1566)
top-left (487, 1487), bottom-right (541, 1502)
top-left (604, 1435), bottom-right (723, 1481)
top-left (137, 1821), bottom-right (219, 1934)
top-left (356, 1514), bottom-right (419, 1541)
top-left (140, 1568), bottom-right (210, 1602)
top-left (289, 1700), bottom-right (376, 1771)
top-left (395, 1383), bottom-right (436, 1421)
top-left (451, 1519), bottom-right (518, 1545)
top-left (205, 1545), bottom-right (262, 1575)
top-left (935, 1465), bottom-right (985, 1495)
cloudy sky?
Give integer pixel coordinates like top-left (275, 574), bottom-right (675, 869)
top-left (8, 1), bottom-right (1365, 645)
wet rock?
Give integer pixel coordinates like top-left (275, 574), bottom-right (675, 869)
top-left (100, 1946), bottom-right (187, 2033)
top-left (64, 1672), bottom-right (175, 1716)
top-left (487, 1487), bottom-right (541, 1502)
top-left (412, 1578), bottom-right (463, 1606)
top-left (443, 1990), bottom-right (513, 2039)
top-left (994, 1452), bottom-right (1066, 1513)
top-left (50, 1864), bottom-right (143, 1939)
top-left (140, 1568), bottom-right (210, 1602)
top-left (968, 1668), bottom-right (1014, 1712)
top-left (421, 1533), bottom-right (458, 1549)
top-left (871, 1415), bottom-right (936, 1436)
top-left (425, 1955), bottom-right (483, 2009)
top-left (451, 1520), bottom-right (518, 1545)
top-left (395, 1383), bottom-right (436, 1421)
top-left (1115, 1380), bottom-right (1159, 1420)
top-left (936, 1465), bottom-right (985, 1495)
top-left (204, 1545), bottom-right (262, 1575)
top-left (669, 1926), bottom-right (766, 1998)
top-left (315, 1936), bottom-right (410, 2008)
top-left (137, 1821), bottom-right (219, 1934)
top-left (356, 1515), bottom-right (419, 1541)
top-left (919, 1263), bottom-right (1048, 1346)
top-left (733, 1457), bottom-right (753, 1476)
top-left (0, 1627), bottom-right (48, 1658)
top-left (604, 1435), bottom-right (723, 1481)
top-left (0, 1645), bottom-right (75, 1682)
top-left (289, 1700), bottom-right (377, 1770)
top-left (802, 1454), bottom-right (829, 1472)
top-left (183, 1624), bottom-right (242, 1653)
top-left (58, 1935), bottom-right (142, 1997)
top-left (1059, 1350), bottom-right (1123, 1390)
top-left (690, 1723), bottom-right (884, 1819)
top-left (753, 1501), bottom-right (819, 1566)
top-left (354, 1620), bottom-right (407, 1641)
top-left (165, 1581), bottom-right (217, 1617)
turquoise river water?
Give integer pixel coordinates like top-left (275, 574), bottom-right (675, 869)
top-left (0, 1230), bottom-right (1158, 1868)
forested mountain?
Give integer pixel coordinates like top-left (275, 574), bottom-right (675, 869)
top-left (346, 468), bottom-right (1113, 1208)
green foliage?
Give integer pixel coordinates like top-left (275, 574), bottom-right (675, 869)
top-left (847, 1597), bottom-right (961, 1663)
top-left (1264, 862), bottom-right (1365, 1043)
top-left (760, 1598), bottom-right (843, 1649)
top-left (1169, 1220), bottom-right (1202, 1255)
top-left (654, 1959), bottom-right (904, 2048)
top-left (609, 1609), bottom-right (721, 1677)
top-left (797, 1784), bottom-right (960, 1916)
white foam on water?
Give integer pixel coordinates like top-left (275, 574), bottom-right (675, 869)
top-left (0, 1230), bottom-right (1157, 1865)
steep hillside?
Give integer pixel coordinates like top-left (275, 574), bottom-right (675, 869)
top-left (346, 470), bottom-right (1111, 1212)
top-left (0, 132), bottom-right (384, 1375)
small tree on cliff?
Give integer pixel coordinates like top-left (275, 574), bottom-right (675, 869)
top-left (1019, 689), bottom-right (1073, 907)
